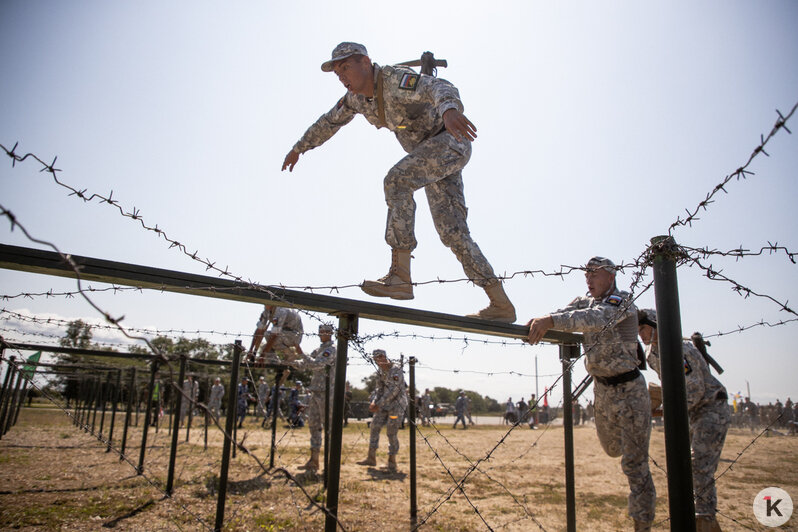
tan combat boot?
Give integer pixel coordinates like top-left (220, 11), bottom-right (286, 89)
top-left (696, 514), bottom-right (722, 532)
top-left (633, 520), bottom-right (652, 532)
top-left (386, 454), bottom-right (398, 472)
top-left (466, 280), bottom-right (516, 323)
top-left (357, 446), bottom-right (377, 466)
top-left (361, 249), bottom-right (414, 300)
top-left (298, 448), bottom-right (320, 471)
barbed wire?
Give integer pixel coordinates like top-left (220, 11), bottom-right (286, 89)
top-left (681, 243), bottom-right (797, 264)
top-left (3, 104), bottom-right (797, 528)
top-left (684, 254), bottom-right (796, 317)
top-left (668, 101), bottom-right (797, 235)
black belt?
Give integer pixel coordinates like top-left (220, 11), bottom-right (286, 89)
top-left (594, 368), bottom-right (641, 387)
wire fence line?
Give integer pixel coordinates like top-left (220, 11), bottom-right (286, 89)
top-left (2, 101), bottom-right (796, 529)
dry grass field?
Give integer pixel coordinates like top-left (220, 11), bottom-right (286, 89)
top-left (1, 408), bottom-right (796, 531)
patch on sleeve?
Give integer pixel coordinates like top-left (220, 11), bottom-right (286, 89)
top-left (323, 348), bottom-right (332, 357)
top-left (605, 294), bottom-right (623, 306)
top-left (684, 359), bottom-right (692, 375)
top-left (336, 96), bottom-right (345, 110)
top-left (398, 72), bottom-right (419, 91)
top-left (393, 375), bottom-right (399, 381)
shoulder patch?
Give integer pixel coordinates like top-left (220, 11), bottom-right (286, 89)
top-left (684, 359), bottom-right (692, 375)
top-left (336, 96), bottom-right (345, 110)
top-left (605, 294), bottom-right (623, 306)
top-left (399, 72), bottom-right (419, 91)
top-left (322, 348), bottom-right (332, 357)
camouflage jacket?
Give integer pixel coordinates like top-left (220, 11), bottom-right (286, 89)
top-left (301, 340), bottom-right (337, 393)
top-left (549, 287), bottom-right (639, 378)
top-left (371, 365), bottom-right (408, 413)
top-left (293, 63), bottom-right (465, 155)
top-left (647, 341), bottom-right (727, 413)
top-left (209, 384), bottom-right (224, 403)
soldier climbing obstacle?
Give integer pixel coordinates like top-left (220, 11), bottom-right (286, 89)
top-left (281, 42), bottom-right (515, 323)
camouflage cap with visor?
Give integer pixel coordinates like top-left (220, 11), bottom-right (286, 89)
top-left (586, 256), bottom-right (617, 273)
top-left (321, 42), bottom-right (368, 72)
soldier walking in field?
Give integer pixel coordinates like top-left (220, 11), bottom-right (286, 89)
top-left (357, 349), bottom-right (407, 472)
top-left (208, 377), bottom-right (224, 421)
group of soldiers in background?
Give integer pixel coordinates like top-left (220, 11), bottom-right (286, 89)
top-left (734, 396), bottom-right (796, 434)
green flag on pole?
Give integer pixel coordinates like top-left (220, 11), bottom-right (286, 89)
top-left (22, 351), bottom-right (41, 380)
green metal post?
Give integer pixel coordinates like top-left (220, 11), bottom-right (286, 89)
top-left (651, 235), bottom-right (696, 531)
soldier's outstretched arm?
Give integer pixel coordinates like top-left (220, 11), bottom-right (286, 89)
top-left (443, 109), bottom-right (477, 143)
top-left (282, 149), bottom-right (300, 172)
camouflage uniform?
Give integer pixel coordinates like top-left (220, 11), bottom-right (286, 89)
top-left (257, 307), bottom-right (304, 355)
top-left (208, 381), bottom-right (224, 420)
top-left (292, 63), bottom-right (498, 287)
top-left (301, 339), bottom-right (337, 450)
top-left (369, 364), bottom-right (408, 455)
top-left (420, 392), bottom-right (432, 424)
top-left (179, 378), bottom-right (193, 424)
top-left (550, 288), bottom-right (656, 523)
top-left (647, 341), bottom-right (730, 517)
top-left (454, 393), bottom-right (468, 428)
top-left (256, 378), bottom-right (270, 416)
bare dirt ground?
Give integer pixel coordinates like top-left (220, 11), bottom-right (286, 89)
top-left (1, 408), bottom-right (796, 531)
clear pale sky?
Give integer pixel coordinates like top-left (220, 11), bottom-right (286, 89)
top-left (1, 1), bottom-right (796, 407)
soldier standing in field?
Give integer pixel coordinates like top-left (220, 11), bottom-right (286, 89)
top-left (281, 42), bottom-right (515, 323)
top-left (357, 349), bottom-right (407, 472)
top-left (256, 376), bottom-right (270, 417)
top-left (453, 390), bottom-right (468, 429)
top-left (639, 309), bottom-right (729, 532)
top-left (420, 388), bottom-right (432, 426)
top-left (297, 324), bottom-right (337, 472)
top-left (208, 377), bottom-right (224, 421)
top-left (527, 256), bottom-right (656, 531)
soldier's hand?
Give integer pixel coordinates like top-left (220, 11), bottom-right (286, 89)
top-left (282, 149), bottom-right (300, 172)
top-left (368, 401), bottom-right (378, 413)
top-left (443, 109), bottom-right (477, 142)
top-left (526, 316), bottom-right (554, 345)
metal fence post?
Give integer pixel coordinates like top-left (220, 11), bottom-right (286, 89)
top-left (215, 340), bottom-right (242, 532)
top-left (4, 368), bottom-right (24, 436)
top-left (137, 361), bottom-right (159, 475)
top-left (409, 356), bottom-right (418, 529)
top-left (651, 235), bottom-right (696, 531)
top-left (107, 369), bottom-right (122, 452)
top-left (0, 356), bottom-right (16, 438)
top-left (325, 313), bottom-right (357, 532)
top-left (99, 371), bottom-right (112, 437)
top-left (120, 368), bottom-right (136, 459)
top-left (167, 355), bottom-right (187, 495)
top-left (560, 343), bottom-right (579, 532)
top-left (324, 364), bottom-right (331, 488)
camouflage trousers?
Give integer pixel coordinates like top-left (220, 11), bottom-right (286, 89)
top-left (384, 131), bottom-right (497, 287)
top-left (208, 400), bottom-right (221, 420)
top-left (369, 409), bottom-right (402, 455)
top-left (262, 331), bottom-right (303, 353)
top-left (307, 391), bottom-right (331, 450)
top-left (594, 376), bottom-right (656, 523)
top-left (691, 396), bottom-right (731, 515)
